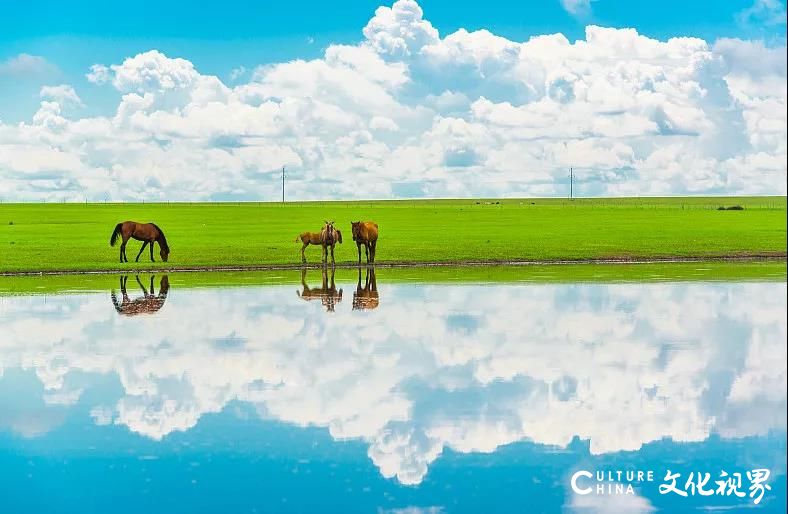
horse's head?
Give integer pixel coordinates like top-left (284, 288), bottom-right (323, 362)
top-left (160, 246), bottom-right (169, 262)
top-left (351, 221), bottom-right (361, 241)
top-left (321, 221), bottom-right (336, 242)
top-left (159, 275), bottom-right (170, 295)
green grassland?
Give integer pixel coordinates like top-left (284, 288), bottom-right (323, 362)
top-left (0, 197), bottom-right (785, 273)
top-left (0, 262), bottom-right (785, 296)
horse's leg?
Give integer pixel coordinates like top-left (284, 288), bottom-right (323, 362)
top-left (301, 243), bottom-right (308, 263)
top-left (135, 275), bottom-right (148, 296)
top-left (370, 240), bottom-right (377, 263)
top-left (356, 242), bottom-right (362, 264)
top-left (150, 275), bottom-right (155, 296)
top-left (364, 243), bottom-right (370, 264)
top-left (330, 244), bottom-right (335, 266)
top-left (150, 241), bottom-right (155, 262)
top-left (121, 276), bottom-right (130, 302)
top-left (135, 241), bottom-right (148, 262)
top-left (124, 235), bottom-right (131, 262)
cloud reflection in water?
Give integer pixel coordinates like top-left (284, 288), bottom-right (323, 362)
top-left (0, 276), bottom-right (785, 485)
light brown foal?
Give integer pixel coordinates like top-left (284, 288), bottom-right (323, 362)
top-left (295, 221), bottom-right (342, 264)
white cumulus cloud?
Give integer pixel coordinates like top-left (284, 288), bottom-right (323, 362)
top-left (0, 0), bottom-right (786, 201)
top-left (40, 84), bottom-right (83, 106)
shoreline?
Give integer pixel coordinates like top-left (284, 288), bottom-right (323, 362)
top-left (1, 253), bottom-right (784, 277)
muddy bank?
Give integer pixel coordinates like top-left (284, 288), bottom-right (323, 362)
top-left (1, 253), bottom-right (785, 277)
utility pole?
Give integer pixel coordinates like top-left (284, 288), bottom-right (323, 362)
top-left (569, 167), bottom-right (573, 200)
top-left (282, 166), bottom-right (285, 203)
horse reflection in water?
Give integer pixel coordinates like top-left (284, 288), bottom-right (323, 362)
top-left (111, 275), bottom-right (170, 316)
top-left (297, 268), bottom-right (343, 312)
top-left (352, 267), bottom-right (379, 311)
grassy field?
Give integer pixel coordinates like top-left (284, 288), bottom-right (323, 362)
top-left (0, 262), bottom-right (785, 295)
top-left (0, 197), bottom-right (785, 273)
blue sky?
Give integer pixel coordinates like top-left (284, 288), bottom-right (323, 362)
top-left (2, 0), bottom-right (783, 42)
top-left (0, 0), bottom-right (786, 200)
top-left (1, 0), bottom-right (785, 121)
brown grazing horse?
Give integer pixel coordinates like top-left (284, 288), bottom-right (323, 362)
top-left (296, 267), bottom-right (342, 312)
top-left (352, 267), bottom-right (379, 311)
top-left (350, 221), bottom-right (379, 264)
top-left (110, 221), bottom-right (170, 263)
top-left (111, 275), bottom-right (170, 316)
top-left (296, 221), bottom-right (342, 264)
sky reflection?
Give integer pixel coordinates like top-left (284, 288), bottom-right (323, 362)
top-left (0, 273), bottom-right (785, 512)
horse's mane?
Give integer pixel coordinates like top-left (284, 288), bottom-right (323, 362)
top-left (150, 223), bottom-right (169, 250)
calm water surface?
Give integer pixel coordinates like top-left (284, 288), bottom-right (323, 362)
top-left (0, 269), bottom-right (785, 513)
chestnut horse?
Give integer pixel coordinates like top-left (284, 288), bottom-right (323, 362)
top-left (352, 267), bottom-right (379, 311)
top-left (296, 221), bottom-right (342, 264)
top-left (110, 221), bottom-right (170, 263)
top-left (350, 221), bottom-right (378, 264)
top-left (111, 275), bottom-right (170, 316)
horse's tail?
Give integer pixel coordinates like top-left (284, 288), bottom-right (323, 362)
top-left (110, 223), bottom-right (123, 246)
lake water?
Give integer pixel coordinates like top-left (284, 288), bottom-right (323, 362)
top-left (0, 269), bottom-right (785, 513)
